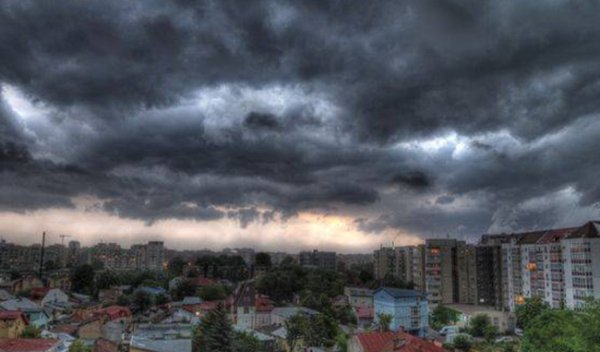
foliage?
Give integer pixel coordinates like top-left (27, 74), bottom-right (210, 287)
top-left (469, 314), bottom-right (493, 338)
top-left (452, 334), bottom-right (472, 351)
top-left (516, 296), bottom-right (550, 329)
top-left (430, 303), bottom-right (459, 330)
top-left (335, 305), bottom-right (357, 326)
top-left (231, 331), bottom-right (264, 352)
top-left (71, 264), bottom-right (95, 295)
top-left (96, 270), bottom-right (121, 291)
top-left (156, 293), bottom-right (170, 305)
top-left (193, 302), bottom-right (233, 352)
top-left (285, 313), bottom-right (339, 349)
top-left (168, 257), bottom-right (187, 277)
top-left (172, 279), bottom-right (197, 301)
top-left (376, 313), bottom-right (392, 332)
top-left (255, 264), bottom-right (306, 303)
top-left (198, 284), bottom-right (229, 301)
top-left (68, 340), bottom-right (91, 352)
top-left (116, 294), bottom-right (131, 306)
top-left (254, 252), bottom-right (272, 268)
top-left (134, 290), bottom-right (152, 311)
top-left (21, 325), bottom-right (41, 338)
top-left (521, 301), bottom-right (600, 352)
top-left (195, 255), bottom-right (248, 282)
top-left (117, 270), bottom-right (168, 289)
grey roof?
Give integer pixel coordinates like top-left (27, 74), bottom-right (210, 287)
top-left (182, 296), bottom-right (202, 305)
top-left (0, 297), bottom-right (40, 310)
top-left (0, 289), bottom-right (15, 301)
top-left (271, 307), bottom-right (318, 318)
top-left (374, 287), bottom-right (426, 299)
top-left (130, 337), bottom-right (192, 352)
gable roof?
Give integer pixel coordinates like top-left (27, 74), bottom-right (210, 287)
top-left (566, 221), bottom-right (600, 239)
top-left (355, 331), bottom-right (444, 352)
top-left (0, 338), bottom-right (60, 352)
top-left (537, 227), bottom-right (577, 244)
top-left (515, 231), bottom-right (547, 245)
top-left (374, 288), bottom-right (426, 299)
top-left (0, 311), bottom-right (28, 324)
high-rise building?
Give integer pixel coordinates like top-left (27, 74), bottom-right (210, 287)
top-left (299, 250), bottom-right (337, 271)
top-left (425, 239), bottom-right (465, 305)
top-left (563, 221), bottom-right (600, 309)
top-left (146, 241), bottom-right (164, 270)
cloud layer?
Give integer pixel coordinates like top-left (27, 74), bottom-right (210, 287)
top-left (1, 0), bottom-right (599, 249)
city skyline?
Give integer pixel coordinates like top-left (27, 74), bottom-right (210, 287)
top-left (1, 1), bottom-right (600, 252)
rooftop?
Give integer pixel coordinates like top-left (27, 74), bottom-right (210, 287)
top-left (374, 287), bottom-right (427, 299)
top-left (0, 339), bottom-right (60, 352)
top-left (355, 331), bottom-right (444, 352)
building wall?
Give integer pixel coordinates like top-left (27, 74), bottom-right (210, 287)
top-left (0, 318), bottom-right (26, 338)
top-left (373, 291), bottom-right (428, 337)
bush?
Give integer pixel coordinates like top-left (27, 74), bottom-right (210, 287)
top-left (452, 335), bottom-right (472, 351)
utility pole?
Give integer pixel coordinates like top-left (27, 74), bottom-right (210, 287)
top-left (39, 231), bottom-right (46, 278)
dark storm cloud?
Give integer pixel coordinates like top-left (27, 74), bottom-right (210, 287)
top-left (0, 0), bottom-right (599, 235)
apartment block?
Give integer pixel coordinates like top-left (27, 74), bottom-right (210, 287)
top-left (563, 222), bottom-right (600, 309)
top-left (298, 250), bottom-right (337, 271)
top-left (425, 239), bottom-right (465, 305)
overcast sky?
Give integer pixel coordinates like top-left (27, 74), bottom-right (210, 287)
top-left (1, 0), bottom-right (599, 252)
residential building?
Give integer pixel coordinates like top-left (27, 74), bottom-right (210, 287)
top-left (0, 311), bottom-right (28, 338)
top-left (447, 304), bottom-right (516, 334)
top-left (425, 239), bottom-right (465, 305)
top-left (344, 287), bottom-right (374, 309)
top-left (349, 330), bottom-right (444, 352)
top-left (146, 241), bottom-right (165, 270)
top-left (298, 250), bottom-right (337, 271)
top-left (373, 287), bottom-right (428, 337)
top-left (563, 221), bottom-right (600, 309)
top-left (0, 339), bottom-right (61, 352)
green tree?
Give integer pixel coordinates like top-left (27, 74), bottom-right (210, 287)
top-left (69, 340), bottom-right (91, 352)
top-left (172, 279), bottom-right (198, 301)
top-left (232, 331), bottom-right (264, 352)
top-left (156, 293), bottom-right (170, 305)
top-left (520, 301), bottom-right (600, 352)
top-left (96, 270), bottom-right (120, 290)
top-left (116, 294), bottom-right (131, 306)
top-left (469, 314), bottom-right (493, 337)
top-left (430, 303), bottom-right (459, 330)
top-left (193, 302), bottom-right (233, 352)
top-left (134, 290), bottom-right (152, 311)
top-left (199, 284), bottom-right (228, 301)
top-left (376, 313), bottom-right (392, 332)
top-left (452, 335), bottom-right (472, 351)
top-left (71, 264), bottom-right (95, 295)
top-left (168, 257), bottom-right (187, 277)
top-left (21, 325), bottom-right (41, 338)
top-left (255, 252), bottom-right (272, 268)
top-left (285, 314), bottom-right (309, 351)
top-left (516, 296), bottom-right (550, 329)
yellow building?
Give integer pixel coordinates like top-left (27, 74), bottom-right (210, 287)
top-left (0, 311), bottom-right (29, 338)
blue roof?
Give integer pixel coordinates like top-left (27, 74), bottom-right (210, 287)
top-left (374, 287), bottom-right (426, 299)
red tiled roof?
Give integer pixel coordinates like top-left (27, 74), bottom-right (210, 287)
top-left (0, 339), bottom-right (60, 352)
top-left (355, 331), bottom-right (445, 352)
top-left (355, 307), bottom-right (374, 319)
top-left (567, 221), bottom-right (600, 239)
top-left (93, 338), bottom-right (119, 352)
top-left (0, 311), bottom-right (28, 324)
top-left (94, 305), bottom-right (131, 321)
top-left (191, 277), bottom-right (216, 287)
top-left (49, 324), bottom-right (78, 335)
top-left (256, 296), bottom-right (274, 312)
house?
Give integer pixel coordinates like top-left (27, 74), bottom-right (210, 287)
top-left (0, 311), bottom-right (28, 338)
top-left (231, 282), bottom-right (273, 329)
top-left (355, 307), bottom-right (374, 329)
top-left (270, 307), bottom-right (318, 326)
top-left (41, 289), bottom-right (70, 307)
top-left (93, 338), bottom-right (119, 352)
top-left (9, 276), bottom-right (45, 294)
top-left (0, 298), bottom-right (50, 328)
top-left (94, 306), bottom-right (132, 323)
top-left (0, 290), bottom-right (15, 302)
top-left (345, 287), bottom-right (374, 310)
top-left (47, 274), bottom-right (72, 292)
top-left (447, 304), bottom-right (516, 334)
top-left (77, 317), bottom-right (104, 340)
top-left (0, 338), bottom-right (61, 352)
top-left (98, 287), bottom-right (124, 304)
top-left (373, 288), bottom-right (428, 337)
top-left (349, 331), bottom-right (445, 352)
top-left (129, 324), bottom-right (192, 352)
